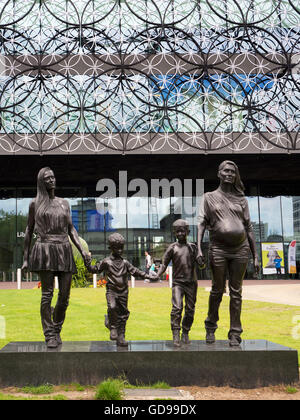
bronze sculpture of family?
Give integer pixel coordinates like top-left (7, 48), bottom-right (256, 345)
top-left (22, 161), bottom-right (259, 349)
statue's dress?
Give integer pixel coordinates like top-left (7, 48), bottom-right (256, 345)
top-left (28, 197), bottom-right (77, 274)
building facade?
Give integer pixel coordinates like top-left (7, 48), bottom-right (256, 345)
top-left (0, 1), bottom-right (300, 280)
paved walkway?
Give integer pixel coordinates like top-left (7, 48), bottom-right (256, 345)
top-left (140, 279), bottom-right (300, 306)
top-left (1, 279), bottom-right (300, 306)
top-left (123, 388), bottom-right (194, 400)
top-left (237, 281), bottom-right (300, 306)
top-left (0, 282), bottom-right (38, 290)
top-left (204, 279), bottom-right (300, 307)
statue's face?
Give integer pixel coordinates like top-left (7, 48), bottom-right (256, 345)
top-left (174, 226), bottom-right (189, 242)
top-left (110, 243), bottom-right (124, 257)
top-left (218, 163), bottom-right (236, 185)
top-left (43, 170), bottom-right (56, 191)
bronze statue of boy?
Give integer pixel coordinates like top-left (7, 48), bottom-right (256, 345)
top-left (156, 219), bottom-right (199, 347)
top-left (85, 233), bottom-right (156, 347)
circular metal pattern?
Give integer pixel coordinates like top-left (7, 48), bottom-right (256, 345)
top-left (0, 0), bottom-right (299, 153)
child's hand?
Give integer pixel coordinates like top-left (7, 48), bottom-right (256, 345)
top-left (83, 253), bottom-right (92, 267)
top-left (147, 271), bottom-right (158, 280)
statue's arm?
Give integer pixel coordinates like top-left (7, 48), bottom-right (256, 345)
top-left (22, 200), bottom-right (35, 271)
top-left (197, 220), bottom-right (206, 266)
top-left (247, 230), bottom-right (260, 275)
top-left (86, 259), bottom-right (106, 274)
top-left (196, 195), bottom-right (207, 265)
top-left (126, 260), bottom-right (149, 279)
top-left (156, 246), bottom-right (173, 278)
top-left (244, 200), bottom-right (260, 275)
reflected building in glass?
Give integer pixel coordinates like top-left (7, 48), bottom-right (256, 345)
top-left (0, 1), bottom-right (300, 281)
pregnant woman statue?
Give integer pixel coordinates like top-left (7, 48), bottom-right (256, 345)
top-left (22, 167), bottom-right (90, 348)
top-left (197, 161), bottom-right (259, 347)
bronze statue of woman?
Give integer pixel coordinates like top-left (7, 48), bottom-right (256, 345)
top-left (197, 160), bottom-right (259, 346)
top-left (22, 167), bottom-right (90, 348)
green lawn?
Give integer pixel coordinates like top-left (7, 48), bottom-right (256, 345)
top-left (0, 287), bottom-right (300, 363)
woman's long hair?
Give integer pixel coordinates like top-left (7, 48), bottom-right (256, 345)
top-left (218, 160), bottom-right (245, 196)
top-left (34, 167), bottom-right (53, 230)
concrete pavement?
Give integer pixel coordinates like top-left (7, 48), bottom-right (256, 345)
top-left (240, 283), bottom-right (300, 306)
top-left (204, 280), bottom-right (300, 306)
top-left (140, 279), bottom-right (300, 307)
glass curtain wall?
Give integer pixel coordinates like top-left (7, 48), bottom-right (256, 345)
top-left (1, 187), bottom-right (300, 281)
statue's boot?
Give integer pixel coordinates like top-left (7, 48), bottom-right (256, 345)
top-left (173, 330), bottom-right (181, 347)
top-left (117, 329), bottom-right (128, 347)
top-left (181, 330), bottom-right (190, 344)
top-left (110, 328), bottom-right (118, 341)
top-left (205, 330), bottom-right (216, 344)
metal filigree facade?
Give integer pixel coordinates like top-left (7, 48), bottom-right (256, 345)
top-left (0, 0), bottom-right (299, 154)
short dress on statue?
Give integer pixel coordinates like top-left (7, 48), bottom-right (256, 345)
top-left (29, 197), bottom-right (77, 274)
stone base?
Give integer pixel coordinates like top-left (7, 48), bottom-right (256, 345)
top-left (0, 340), bottom-right (298, 388)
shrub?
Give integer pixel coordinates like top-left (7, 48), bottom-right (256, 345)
top-left (285, 386), bottom-right (298, 394)
top-left (71, 256), bottom-right (91, 288)
top-left (70, 236), bottom-right (93, 288)
top-left (95, 378), bottom-right (124, 400)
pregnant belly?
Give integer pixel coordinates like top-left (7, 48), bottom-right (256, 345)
top-left (212, 219), bottom-right (247, 246)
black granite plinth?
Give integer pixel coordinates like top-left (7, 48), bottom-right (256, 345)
top-left (0, 340), bottom-right (298, 388)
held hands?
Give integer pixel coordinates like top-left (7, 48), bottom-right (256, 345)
top-left (196, 252), bottom-right (206, 269)
top-left (21, 260), bottom-right (28, 273)
top-left (146, 271), bottom-right (159, 280)
top-left (82, 251), bottom-right (92, 267)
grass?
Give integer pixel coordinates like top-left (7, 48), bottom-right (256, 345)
top-left (0, 393), bottom-right (32, 401)
top-left (0, 383), bottom-right (91, 400)
top-left (125, 381), bottom-right (171, 389)
top-left (286, 386), bottom-right (298, 394)
top-left (95, 377), bottom-right (171, 400)
top-left (0, 379), bottom-right (172, 400)
top-left (0, 391), bottom-right (68, 400)
top-left (61, 382), bottom-right (86, 392)
top-left (21, 384), bottom-right (54, 394)
top-left (0, 287), bottom-right (300, 364)
top-left (95, 378), bottom-right (124, 400)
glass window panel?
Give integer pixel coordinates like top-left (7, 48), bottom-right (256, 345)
top-left (0, 190), bottom-right (16, 278)
top-left (65, 197), bottom-right (83, 234)
top-left (183, 193), bottom-right (201, 243)
top-left (127, 196), bottom-right (149, 230)
top-left (150, 197), bottom-right (172, 244)
top-left (104, 197), bottom-right (127, 231)
top-left (0, 195), bottom-right (16, 244)
top-left (244, 241), bottom-right (262, 280)
top-left (281, 196), bottom-right (296, 242)
top-left (282, 196), bottom-right (300, 267)
top-left (129, 235), bottom-right (149, 270)
top-left (259, 196), bottom-right (283, 241)
top-left (0, 242), bottom-right (15, 280)
top-left (291, 197), bottom-right (300, 238)
top-left (82, 197), bottom-right (106, 260)
top-left (244, 196), bottom-right (260, 279)
top-left (16, 196), bottom-right (33, 270)
top-left (151, 241), bottom-right (169, 267)
top-left (247, 196), bottom-right (260, 241)
top-left (127, 196), bottom-right (149, 267)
